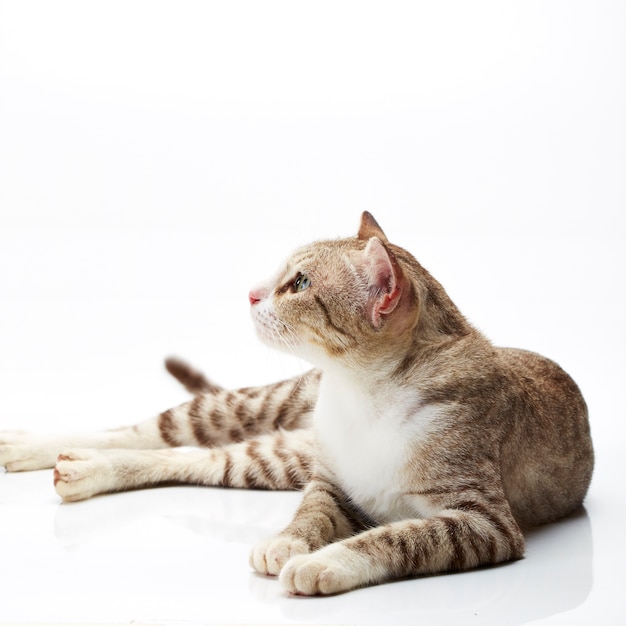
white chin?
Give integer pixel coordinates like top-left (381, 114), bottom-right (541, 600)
top-left (255, 328), bottom-right (277, 348)
top-left (253, 323), bottom-right (284, 349)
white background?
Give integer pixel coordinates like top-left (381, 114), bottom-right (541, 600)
top-left (0, 2), bottom-right (624, 625)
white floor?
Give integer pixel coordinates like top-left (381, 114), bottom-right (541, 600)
top-left (2, 2), bottom-right (626, 624)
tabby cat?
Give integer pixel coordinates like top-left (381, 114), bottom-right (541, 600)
top-left (0, 212), bottom-right (593, 595)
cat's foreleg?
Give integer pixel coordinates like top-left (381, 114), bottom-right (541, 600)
top-left (54, 429), bottom-right (315, 502)
top-left (250, 477), bottom-right (365, 576)
top-left (278, 503), bottom-right (525, 595)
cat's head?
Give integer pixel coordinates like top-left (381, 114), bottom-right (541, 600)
top-left (248, 212), bottom-right (435, 370)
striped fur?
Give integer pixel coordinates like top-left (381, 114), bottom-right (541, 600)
top-left (155, 369), bottom-right (320, 448)
top-left (164, 356), bottom-right (222, 395)
top-left (0, 212), bottom-right (594, 596)
top-left (0, 367), bottom-right (320, 479)
top-left (249, 212), bottom-right (593, 594)
top-left (54, 429), bottom-right (315, 502)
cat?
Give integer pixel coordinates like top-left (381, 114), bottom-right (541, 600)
top-left (0, 212), bottom-right (594, 596)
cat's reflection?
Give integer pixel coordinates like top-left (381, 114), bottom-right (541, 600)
top-left (54, 488), bottom-right (591, 626)
top-left (54, 485), bottom-right (301, 547)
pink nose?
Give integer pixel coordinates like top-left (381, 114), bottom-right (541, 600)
top-left (249, 290), bottom-right (262, 305)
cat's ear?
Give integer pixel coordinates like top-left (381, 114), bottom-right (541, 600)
top-left (358, 212), bottom-right (389, 244)
top-left (361, 237), bottom-right (403, 328)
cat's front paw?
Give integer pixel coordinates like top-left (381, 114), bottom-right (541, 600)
top-left (279, 543), bottom-right (367, 596)
top-left (54, 449), bottom-right (112, 502)
top-left (250, 535), bottom-right (310, 576)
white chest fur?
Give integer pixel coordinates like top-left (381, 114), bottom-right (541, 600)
top-left (314, 372), bottom-right (443, 523)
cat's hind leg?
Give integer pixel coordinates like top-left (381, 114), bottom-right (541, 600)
top-left (153, 368), bottom-right (321, 448)
top-left (0, 428), bottom-right (167, 473)
top-left (1, 368), bottom-right (321, 472)
top-left (0, 412), bottom-right (183, 472)
top-left (53, 429), bottom-right (315, 502)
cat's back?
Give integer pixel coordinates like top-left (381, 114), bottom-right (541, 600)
top-left (494, 345), bottom-right (589, 435)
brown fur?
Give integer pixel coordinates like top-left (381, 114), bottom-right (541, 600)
top-left (248, 212), bottom-right (592, 593)
top-left (0, 212), bottom-right (593, 595)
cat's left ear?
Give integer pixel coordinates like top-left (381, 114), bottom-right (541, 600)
top-left (361, 237), bottom-right (403, 328)
top-left (358, 212), bottom-right (389, 244)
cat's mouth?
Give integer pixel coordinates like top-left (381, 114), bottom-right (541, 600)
top-left (251, 307), bottom-right (301, 354)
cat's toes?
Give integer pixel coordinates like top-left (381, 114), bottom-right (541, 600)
top-left (279, 544), bottom-right (363, 596)
top-left (54, 449), bottom-right (110, 502)
top-left (250, 535), bottom-right (310, 576)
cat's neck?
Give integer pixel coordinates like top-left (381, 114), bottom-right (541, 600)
top-left (312, 311), bottom-right (487, 400)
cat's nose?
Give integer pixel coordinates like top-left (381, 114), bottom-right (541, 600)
top-left (249, 284), bottom-right (270, 305)
top-left (249, 289), bottom-right (262, 305)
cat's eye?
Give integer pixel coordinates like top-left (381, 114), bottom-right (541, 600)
top-left (293, 273), bottom-right (311, 293)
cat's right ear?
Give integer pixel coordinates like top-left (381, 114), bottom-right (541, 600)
top-left (358, 212), bottom-right (389, 243)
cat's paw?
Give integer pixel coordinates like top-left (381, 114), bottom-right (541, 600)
top-left (249, 535), bottom-right (310, 576)
top-left (279, 544), bottom-right (368, 596)
top-left (0, 432), bottom-right (58, 471)
top-left (54, 449), bottom-right (112, 502)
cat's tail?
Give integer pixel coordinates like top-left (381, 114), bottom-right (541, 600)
top-left (164, 357), bottom-right (223, 395)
